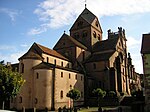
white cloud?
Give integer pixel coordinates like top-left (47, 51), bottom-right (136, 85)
top-left (28, 0), bottom-right (150, 35)
top-left (20, 43), bottom-right (29, 48)
top-left (0, 51), bottom-right (25, 64)
top-left (0, 45), bottom-right (16, 50)
top-left (0, 8), bottom-right (20, 22)
top-left (127, 36), bottom-right (141, 49)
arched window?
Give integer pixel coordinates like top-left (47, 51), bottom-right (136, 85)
top-left (35, 98), bottom-right (38, 104)
top-left (70, 85), bottom-right (72, 89)
top-left (93, 63), bottom-right (96, 69)
top-left (54, 59), bottom-right (56, 65)
top-left (69, 73), bottom-right (71, 79)
top-left (98, 34), bottom-right (101, 40)
top-left (75, 75), bottom-right (77, 80)
top-left (61, 61), bottom-right (63, 67)
top-left (61, 72), bottom-right (63, 78)
top-left (36, 73), bottom-right (39, 79)
top-left (60, 91), bottom-right (63, 99)
top-left (47, 57), bottom-right (49, 63)
top-left (19, 96), bottom-right (22, 103)
top-left (93, 31), bottom-right (96, 38)
top-left (95, 20), bottom-right (99, 27)
top-left (81, 76), bottom-right (83, 81)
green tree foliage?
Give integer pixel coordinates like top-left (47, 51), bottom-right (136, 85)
top-left (66, 89), bottom-right (81, 101)
top-left (92, 88), bottom-right (106, 106)
top-left (0, 64), bottom-right (25, 109)
top-left (92, 88), bottom-right (106, 99)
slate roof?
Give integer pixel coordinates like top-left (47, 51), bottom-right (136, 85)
top-left (141, 34), bottom-right (150, 54)
top-left (33, 62), bottom-right (55, 70)
top-left (63, 33), bottom-right (87, 50)
top-left (85, 51), bottom-right (115, 63)
top-left (33, 62), bottom-right (80, 73)
top-left (19, 51), bottom-right (43, 60)
top-left (93, 37), bottom-right (119, 52)
top-left (80, 8), bottom-right (96, 25)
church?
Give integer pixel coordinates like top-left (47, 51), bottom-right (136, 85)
top-left (10, 7), bottom-right (141, 110)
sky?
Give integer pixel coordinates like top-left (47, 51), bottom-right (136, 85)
top-left (0, 0), bottom-right (150, 74)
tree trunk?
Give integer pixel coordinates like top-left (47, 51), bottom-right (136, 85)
top-left (2, 101), bottom-right (5, 110)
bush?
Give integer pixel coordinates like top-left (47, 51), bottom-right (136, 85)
top-left (108, 91), bottom-right (116, 98)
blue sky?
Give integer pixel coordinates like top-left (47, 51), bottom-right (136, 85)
top-left (1, 0), bottom-right (150, 74)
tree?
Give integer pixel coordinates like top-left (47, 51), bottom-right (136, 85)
top-left (92, 88), bottom-right (106, 106)
top-left (66, 89), bottom-right (81, 108)
top-left (0, 64), bottom-right (25, 109)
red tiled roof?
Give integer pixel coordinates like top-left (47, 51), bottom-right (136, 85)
top-left (141, 34), bottom-right (150, 54)
top-left (36, 43), bottom-right (69, 61)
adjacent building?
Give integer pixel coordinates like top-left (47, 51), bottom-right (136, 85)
top-left (11, 8), bottom-right (141, 110)
top-left (141, 33), bottom-right (150, 112)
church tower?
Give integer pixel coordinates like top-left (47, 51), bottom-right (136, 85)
top-left (70, 8), bottom-right (103, 51)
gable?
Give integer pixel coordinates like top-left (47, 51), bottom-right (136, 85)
top-left (70, 8), bottom-right (102, 32)
top-left (53, 33), bottom-right (87, 50)
top-left (70, 15), bottom-right (91, 31)
top-left (19, 43), bottom-right (43, 60)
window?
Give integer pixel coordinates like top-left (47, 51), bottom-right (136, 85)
top-left (60, 91), bottom-right (63, 99)
top-left (70, 85), bottom-right (72, 89)
top-left (98, 34), bottom-right (101, 40)
top-left (81, 76), bottom-right (83, 81)
top-left (81, 92), bottom-right (83, 98)
top-left (61, 72), bottom-right (63, 78)
top-left (36, 73), bottom-right (39, 79)
top-left (67, 63), bottom-right (69, 68)
top-left (61, 62), bottom-right (63, 67)
top-left (54, 59), bottom-right (56, 65)
top-left (21, 63), bottom-right (24, 73)
top-left (93, 63), bottom-right (96, 69)
top-left (69, 73), bottom-right (71, 79)
top-left (35, 98), bottom-right (38, 104)
top-left (19, 96), bottom-right (22, 103)
top-left (46, 57), bottom-right (49, 63)
top-left (93, 31), bottom-right (96, 38)
top-left (95, 21), bottom-right (99, 27)
top-left (75, 75), bottom-right (77, 80)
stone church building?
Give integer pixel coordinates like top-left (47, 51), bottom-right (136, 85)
top-left (11, 8), bottom-right (141, 110)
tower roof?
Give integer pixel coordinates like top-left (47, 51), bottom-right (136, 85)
top-left (80, 8), bottom-right (97, 24)
top-left (70, 8), bottom-right (102, 32)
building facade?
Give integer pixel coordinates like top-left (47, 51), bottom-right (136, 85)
top-left (141, 33), bottom-right (150, 112)
top-left (11, 8), bottom-right (141, 110)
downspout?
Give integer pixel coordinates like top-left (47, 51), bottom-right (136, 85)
top-left (51, 66), bottom-right (55, 110)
